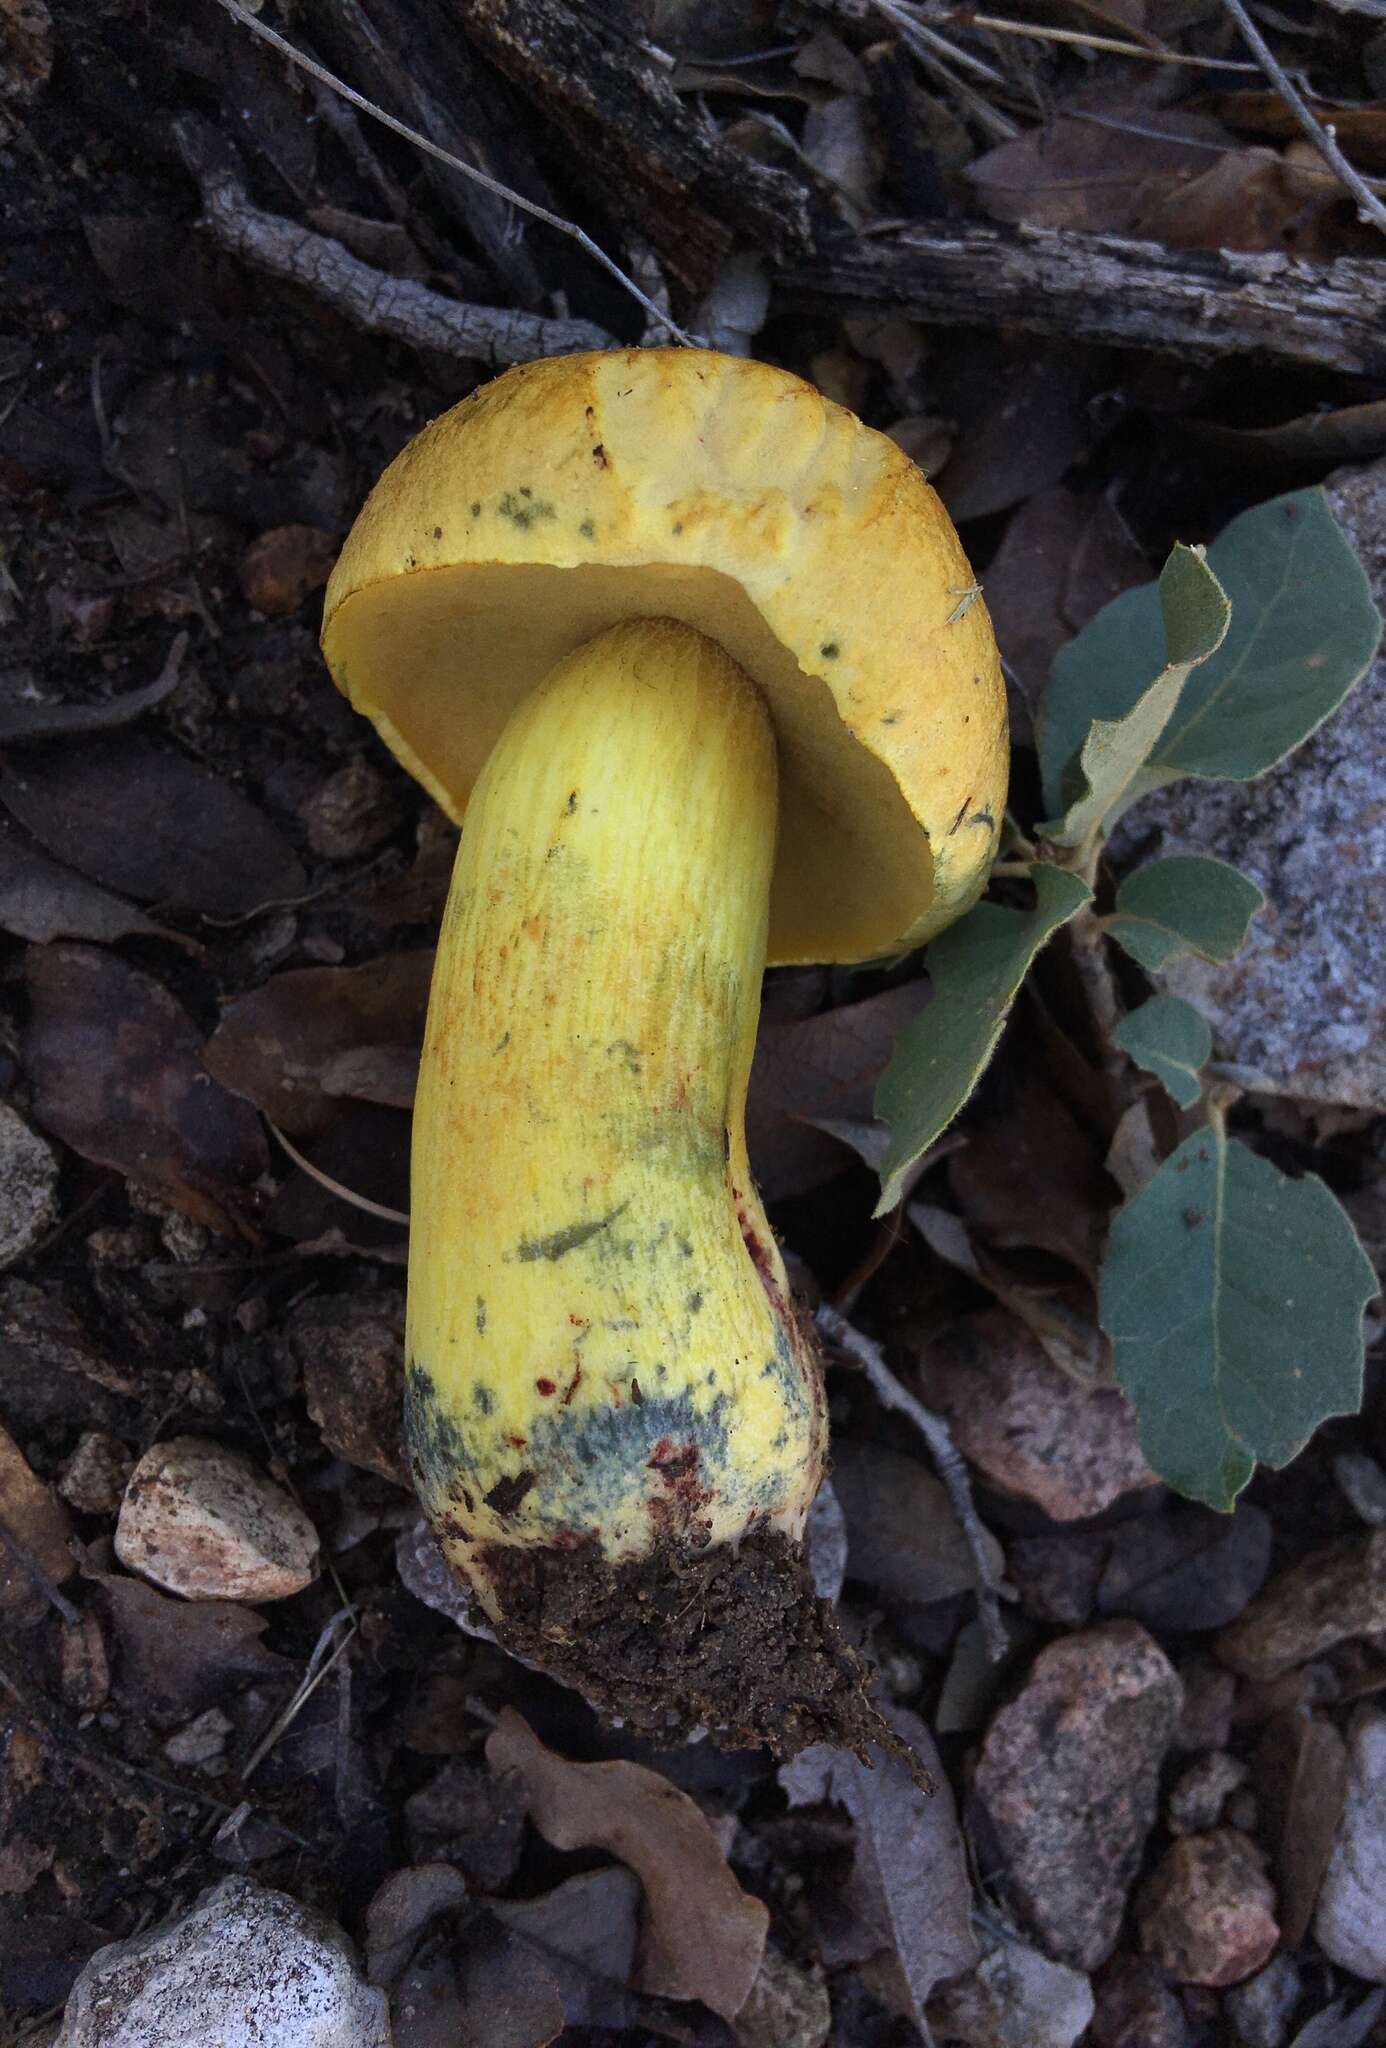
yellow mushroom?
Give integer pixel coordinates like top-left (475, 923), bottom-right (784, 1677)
top-left (322, 347), bottom-right (1007, 1754)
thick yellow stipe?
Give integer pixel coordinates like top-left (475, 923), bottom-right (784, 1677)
top-left (405, 619), bottom-right (827, 1618)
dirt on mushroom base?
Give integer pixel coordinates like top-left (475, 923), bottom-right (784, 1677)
top-left (479, 1522), bottom-right (931, 1788)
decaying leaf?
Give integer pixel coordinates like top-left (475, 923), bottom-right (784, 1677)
top-left (949, 1066), bottom-right (1114, 1280)
top-left (0, 817), bottom-right (196, 951)
top-left (206, 954), bottom-right (434, 1137)
top-left (1255, 1708), bottom-right (1349, 1947)
top-left (0, 731), bottom-right (305, 918)
top-left (23, 945), bottom-right (269, 1236)
top-left (747, 981), bottom-right (928, 1202)
top-left (830, 1439), bottom-right (1004, 1609)
top-left (93, 1571), bottom-right (293, 1727)
top-left (781, 1705), bottom-right (976, 2028)
top-left (486, 1707), bottom-right (768, 2020)
top-left (0, 1420), bottom-right (74, 1626)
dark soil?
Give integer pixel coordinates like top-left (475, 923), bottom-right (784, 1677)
top-left (484, 1525), bottom-right (931, 1788)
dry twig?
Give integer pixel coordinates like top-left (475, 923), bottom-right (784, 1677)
top-left (815, 1303), bottom-right (1009, 1659)
top-left (1220, 0), bottom-right (1386, 239)
top-left (173, 115), bottom-right (611, 367)
top-left (780, 221), bottom-right (1386, 378)
top-left (205, 0), bottom-right (693, 342)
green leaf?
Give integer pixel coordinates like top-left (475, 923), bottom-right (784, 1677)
top-left (1104, 855), bottom-right (1265, 972)
top-left (1113, 994), bottom-right (1212, 1108)
top-left (874, 864), bottom-right (1091, 1214)
top-left (1099, 1124), bottom-right (1377, 1509)
top-left (1039, 488), bottom-right (1381, 813)
top-left (1038, 546), bottom-right (1230, 846)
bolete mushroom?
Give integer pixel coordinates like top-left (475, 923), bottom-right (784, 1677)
top-left (322, 348), bottom-right (1006, 1755)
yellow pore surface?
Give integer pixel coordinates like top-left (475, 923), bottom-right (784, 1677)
top-left (406, 622), bottom-right (827, 1584)
top-left (323, 348), bottom-right (1008, 963)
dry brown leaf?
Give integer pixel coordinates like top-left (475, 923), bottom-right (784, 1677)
top-left (985, 487), bottom-right (1150, 743)
top-left (1255, 1708), bottom-right (1349, 1947)
top-left (830, 1439), bottom-right (1005, 1609)
top-left (747, 981), bottom-right (927, 1202)
top-left (968, 112), bottom-right (1229, 236)
top-left (1183, 397), bottom-right (1386, 472)
top-left (0, 1419), bottom-right (74, 1625)
top-left (486, 1707), bottom-right (768, 2020)
top-left (0, 732), bottom-right (305, 918)
top-left (780, 1706), bottom-right (975, 2028)
top-left (1212, 90), bottom-right (1386, 170)
top-left (93, 1571), bottom-right (293, 1727)
top-left (206, 953), bottom-right (434, 1138)
top-left (24, 944), bottom-right (269, 1236)
top-left (933, 350), bottom-right (1100, 526)
top-left (949, 1067), bottom-right (1114, 1280)
top-left (0, 817), bottom-right (197, 951)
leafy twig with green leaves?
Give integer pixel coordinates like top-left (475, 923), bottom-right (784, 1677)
top-left (875, 487), bottom-right (1382, 1510)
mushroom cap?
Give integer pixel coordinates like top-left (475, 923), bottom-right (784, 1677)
top-left (322, 348), bottom-right (1007, 962)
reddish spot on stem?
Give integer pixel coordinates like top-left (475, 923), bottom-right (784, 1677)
top-left (535, 1377), bottom-right (557, 1397)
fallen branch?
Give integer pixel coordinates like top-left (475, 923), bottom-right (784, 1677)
top-left (172, 113), bottom-right (613, 368)
top-left (815, 1303), bottom-right (1009, 1660)
top-left (779, 221), bottom-right (1386, 379)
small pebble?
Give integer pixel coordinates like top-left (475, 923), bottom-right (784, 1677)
top-left (1167, 1751), bottom-right (1248, 1836)
top-left (1137, 1829), bottom-right (1279, 1987)
top-left (1216, 1530), bottom-right (1386, 1679)
top-left (115, 1437), bottom-right (319, 1601)
top-left (54, 1874), bottom-right (389, 2047)
top-left (0, 1104), bottom-right (59, 1269)
top-left (164, 1707), bottom-right (232, 1771)
top-left (59, 1433), bottom-right (135, 1516)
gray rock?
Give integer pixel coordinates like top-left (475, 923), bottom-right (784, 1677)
top-left (1167, 1751), bottom-right (1248, 1836)
top-left (974, 1620), bottom-right (1183, 1970)
top-left (1224, 1954), bottom-right (1301, 2048)
top-left (55, 1875), bottom-right (389, 2047)
top-left (1111, 462), bottom-right (1386, 1108)
top-left (929, 1926), bottom-right (1094, 2048)
top-left (1314, 1708), bottom-right (1386, 1982)
top-left (1216, 1529), bottom-right (1386, 1678)
top-left (0, 1103), bottom-right (58, 1269)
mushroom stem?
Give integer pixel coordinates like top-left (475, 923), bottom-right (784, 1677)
top-left (405, 619), bottom-right (828, 1637)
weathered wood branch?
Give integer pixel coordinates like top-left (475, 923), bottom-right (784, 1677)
top-left (778, 222), bottom-right (1386, 379)
top-left (457, 0), bottom-right (816, 290)
top-left (173, 115), bottom-right (611, 367)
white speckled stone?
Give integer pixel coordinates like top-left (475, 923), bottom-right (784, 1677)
top-left (115, 1438), bottom-right (319, 1601)
top-left (1315, 1709), bottom-right (1386, 1983)
top-left (55, 1877), bottom-right (390, 2048)
top-left (1111, 462), bottom-right (1386, 1109)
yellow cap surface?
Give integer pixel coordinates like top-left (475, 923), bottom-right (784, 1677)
top-left (322, 348), bottom-right (1007, 962)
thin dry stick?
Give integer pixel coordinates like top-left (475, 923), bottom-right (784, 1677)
top-left (269, 1120), bottom-right (411, 1227)
top-left (1220, 0), bottom-right (1386, 238)
top-left (174, 118), bottom-right (613, 368)
top-left (240, 1609), bottom-right (358, 1784)
top-left (815, 1303), bottom-right (1008, 1659)
top-left (205, 0), bottom-right (694, 343)
top-left (961, 10), bottom-right (1262, 68)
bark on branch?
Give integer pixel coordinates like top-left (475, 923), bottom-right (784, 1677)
top-left (173, 115), bottom-right (610, 368)
top-left (778, 222), bottom-right (1386, 379)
